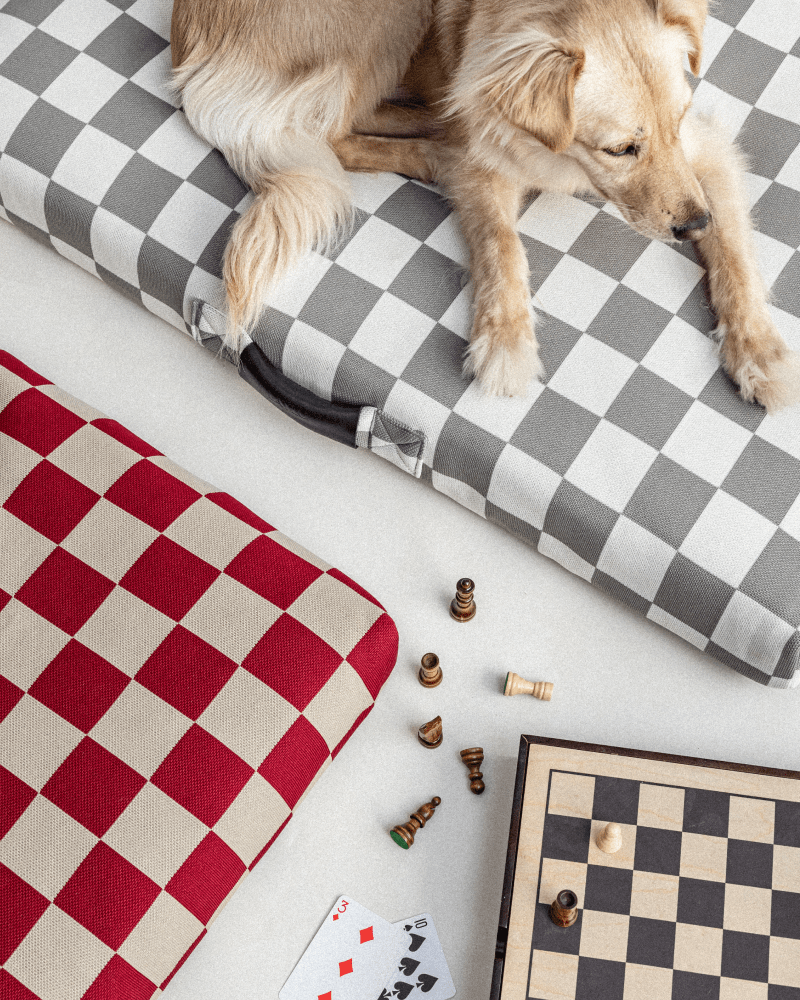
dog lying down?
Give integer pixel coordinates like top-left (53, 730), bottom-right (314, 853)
top-left (171, 0), bottom-right (800, 412)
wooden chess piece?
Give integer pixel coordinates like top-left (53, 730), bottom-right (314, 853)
top-left (503, 672), bottom-right (553, 701)
top-left (390, 797), bottom-right (441, 849)
top-left (449, 578), bottom-right (476, 622)
top-left (460, 747), bottom-right (485, 794)
top-left (596, 822), bottom-right (623, 854)
top-left (418, 716), bottom-right (443, 749)
top-left (418, 652), bottom-right (443, 688)
top-left (550, 889), bottom-right (578, 927)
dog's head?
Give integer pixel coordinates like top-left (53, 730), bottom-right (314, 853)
top-left (452, 0), bottom-right (711, 243)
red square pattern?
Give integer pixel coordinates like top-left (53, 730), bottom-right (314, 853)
top-left (54, 841), bottom-right (160, 951)
top-left (15, 547), bottom-right (115, 636)
top-left (0, 351), bottom-right (52, 387)
top-left (258, 715), bottom-right (330, 809)
top-left (91, 418), bottom-right (161, 458)
top-left (166, 831), bottom-right (246, 924)
top-left (28, 639), bottom-right (129, 732)
top-left (41, 736), bottom-right (146, 838)
top-left (135, 626), bottom-right (236, 721)
top-left (225, 535), bottom-right (322, 609)
top-left (0, 765), bottom-right (36, 839)
top-left (151, 724), bottom-right (253, 827)
top-left (4, 460), bottom-right (100, 544)
top-left (332, 705), bottom-right (373, 760)
top-left (104, 459), bottom-right (200, 532)
top-left (0, 863), bottom-right (49, 964)
top-left (327, 568), bottom-right (385, 610)
top-left (345, 614), bottom-right (399, 699)
top-left (0, 387), bottom-right (85, 456)
top-left (206, 492), bottom-right (273, 533)
top-left (0, 969), bottom-right (41, 1000)
top-left (0, 673), bottom-right (24, 725)
top-left (243, 613), bottom-right (342, 711)
top-left (83, 954), bottom-right (157, 1000)
top-left (0, 585), bottom-right (12, 613)
top-left (120, 535), bottom-right (219, 622)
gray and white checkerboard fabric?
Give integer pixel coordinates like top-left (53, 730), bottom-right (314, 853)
top-left (1, 0), bottom-right (799, 686)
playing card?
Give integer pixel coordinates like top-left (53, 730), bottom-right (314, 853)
top-left (378, 913), bottom-right (455, 1000)
top-left (280, 896), bottom-right (409, 1000)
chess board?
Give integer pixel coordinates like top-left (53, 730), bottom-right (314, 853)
top-left (492, 737), bottom-right (800, 1000)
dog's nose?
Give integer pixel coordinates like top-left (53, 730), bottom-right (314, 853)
top-left (672, 213), bottom-right (710, 240)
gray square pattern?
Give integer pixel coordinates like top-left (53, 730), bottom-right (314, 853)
top-left (1, 0), bottom-right (799, 686)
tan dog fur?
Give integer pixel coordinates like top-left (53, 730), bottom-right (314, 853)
top-left (171, 0), bottom-right (800, 411)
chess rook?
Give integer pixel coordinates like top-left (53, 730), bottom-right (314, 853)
top-left (418, 715), bottom-right (443, 749)
top-left (418, 652), bottom-right (443, 688)
top-left (550, 889), bottom-right (578, 927)
top-left (449, 578), bottom-right (476, 622)
top-left (390, 796), bottom-right (441, 849)
top-left (503, 672), bottom-right (553, 700)
top-left (596, 821), bottom-right (623, 854)
top-left (460, 747), bottom-right (485, 794)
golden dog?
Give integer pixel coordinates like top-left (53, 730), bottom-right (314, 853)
top-left (171, 0), bottom-right (800, 411)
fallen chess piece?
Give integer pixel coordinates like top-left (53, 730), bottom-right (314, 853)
top-left (449, 577), bottom-right (476, 622)
top-left (503, 672), bottom-right (553, 700)
top-left (418, 652), bottom-right (443, 688)
top-left (550, 889), bottom-right (578, 927)
top-left (596, 821), bottom-right (623, 854)
top-left (418, 716), bottom-right (443, 749)
top-left (390, 797), bottom-right (441, 849)
top-left (460, 747), bottom-right (485, 794)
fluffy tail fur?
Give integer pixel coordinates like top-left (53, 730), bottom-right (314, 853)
top-left (173, 55), bottom-right (353, 351)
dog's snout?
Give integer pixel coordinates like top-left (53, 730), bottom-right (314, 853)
top-left (672, 213), bottom-right (710, 241)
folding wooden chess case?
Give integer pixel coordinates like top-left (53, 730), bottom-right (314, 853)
top-left (1, 0), bottom-right (800, 685)
top-left (491, 735), bottom-right (800, 1000)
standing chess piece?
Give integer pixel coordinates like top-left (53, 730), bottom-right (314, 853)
top-left (550, 889), bottom-right (578, 927)
top-left (418, 652), bottom-right (443, 688)
top-left (418, 716), bottom-right (443, 749)
top-left (596, 822), bottom-right (623, 854)
top-left (449, 578), bottom-right (476, 622)
top-left (503, 672), bottom-right (553, 701)
top-left (460, 747), bottom-right (485, 794)
top-left (390, 797), bottom-right (441, 849)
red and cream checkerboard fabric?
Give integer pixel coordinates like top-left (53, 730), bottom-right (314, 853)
top-left (0, 351), bottom-right (398, 999)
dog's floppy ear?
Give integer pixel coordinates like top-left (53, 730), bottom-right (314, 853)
top-left (647, 0), bottom-right (706, 75)
top-left (474, 34), bottom-right (585, 153)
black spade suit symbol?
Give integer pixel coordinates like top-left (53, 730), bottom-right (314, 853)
top-left (393, 982), bottom-right (414, 999)
top-left (417, 974), bottom-right (438, 992)
top-left (399, 958), bottom-right (420, 976)
top-left (407, 933), bottom-right (426, 953)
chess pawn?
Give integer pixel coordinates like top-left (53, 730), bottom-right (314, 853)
top-left (596, 822), bottom-right (623, 854)
top-left (418, 716), bottom-right (443, 749)
top-left (503, 672), bottom-right (553, 701)
top-left (460, 747), bottom-right (485, 794)
top-left (418, 652), bottom-right (443, 688)
top-left (449, 578), bottom-right (476, 622)
top-left (390, 797), bottom-right (441, 849)
top-left (550, 889), bottom-right (578, 927)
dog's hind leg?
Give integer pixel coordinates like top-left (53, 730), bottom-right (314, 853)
top-left (353, 101), bottom-right (443, 138)
top-left (685, 114), bottom-right (800, 412)
top-left (331, 133), bottom-right (441, 184)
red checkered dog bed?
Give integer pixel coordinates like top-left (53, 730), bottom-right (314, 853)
top-left (0, 351), bottom-right (398, 999)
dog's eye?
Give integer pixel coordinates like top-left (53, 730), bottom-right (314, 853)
top-left (604, 144), bottom-right (637, 157)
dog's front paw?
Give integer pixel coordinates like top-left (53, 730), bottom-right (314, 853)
top-left (714, 315), bottom-right (800, 413)
top-left (464, 304), bottom-right (544, 397)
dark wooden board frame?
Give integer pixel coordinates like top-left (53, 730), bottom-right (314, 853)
top-left (490, 734), bottom-right (800, 1000)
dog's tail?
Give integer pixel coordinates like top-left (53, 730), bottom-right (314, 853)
top-left (173, 55), bottom-right (353, 351)
top-left (222, 153), bottom-right (351, 348)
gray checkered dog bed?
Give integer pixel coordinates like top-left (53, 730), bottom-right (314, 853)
top-left (1, 0), bottom-right (799, 686)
